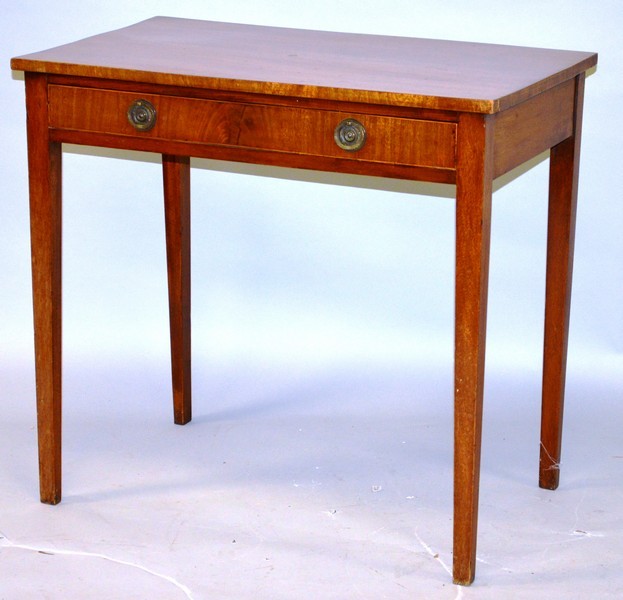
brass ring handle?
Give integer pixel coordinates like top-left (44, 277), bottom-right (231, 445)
top-left (334, 118), bottom-right (366, 151)
top-left (127, 99), bottom-right (157, 131)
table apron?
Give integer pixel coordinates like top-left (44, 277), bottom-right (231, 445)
top-left (47, 84), bottom-right (459, 182)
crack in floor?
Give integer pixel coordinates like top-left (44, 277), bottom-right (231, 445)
top-left (412, 530), bottom-right (467, 599)
top-left (0, 531), bottom-right (194, 599)
top-left (412, 528), bottom-right (452, 577)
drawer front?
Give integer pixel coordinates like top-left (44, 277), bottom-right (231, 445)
top-left (48, 85), bottom-right (456, 169)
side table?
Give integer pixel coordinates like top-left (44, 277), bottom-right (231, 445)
top-left (11, 17), bottom-right (597, 585)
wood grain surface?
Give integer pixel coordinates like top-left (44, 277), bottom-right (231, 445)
top-left (11, 17), bottom-right (597, 113)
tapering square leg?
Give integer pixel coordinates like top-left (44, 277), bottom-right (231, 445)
top-left (163, 155), bottom-right (192, 425)
top-left (26, 73), bottom-right (63, 505)
top-left (539, 74), bottom-right (585, 490)
top-left (453, 113), bottom-right (494, 585)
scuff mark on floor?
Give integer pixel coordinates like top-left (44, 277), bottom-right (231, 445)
top-left (0, 530), bottom-right (194, 599)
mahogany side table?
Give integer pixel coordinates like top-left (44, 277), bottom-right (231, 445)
top-left (11, 17), bottom-right (597, 585)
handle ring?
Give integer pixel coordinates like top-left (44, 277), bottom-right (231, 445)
top-left (334, 118), bottom-right (367, 151)
top-left (127, 99), bottom-right (157, 131)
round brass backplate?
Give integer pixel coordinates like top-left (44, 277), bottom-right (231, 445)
top-left (127, 99), bottom-right (157, 131)
top-left (334, 118), bottom-right (366, 151)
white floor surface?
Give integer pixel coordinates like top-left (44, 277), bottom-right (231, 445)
top-left (1, 358), bottom-right (622, 599)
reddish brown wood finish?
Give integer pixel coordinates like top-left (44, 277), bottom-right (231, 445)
top-left (49, 128), bottom-right (457, 184)
top-left (11, 17), bottom-right (596, 113)
top-left (163, 155), bottom-right (192, 425)
top-left (25, 73), bottom-right (63, 505)
top-left (11, 17), bottom-right (597, 586)
top-left (493, 79), bottom-right (575, 179)
top-left (453, 112), bottom-right (494, 585)
top-left (47, 85), bottom-right (457, 170)
top-left (539, 74), bottom-right (586, 490)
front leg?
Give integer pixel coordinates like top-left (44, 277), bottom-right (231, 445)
top-left (26, 73), bottom-right (63, 505)
top-left (453, 113), bottom-right (494, 585)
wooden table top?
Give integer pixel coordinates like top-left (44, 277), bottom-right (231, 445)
top-left (11, 17), bottom-right (596, 113)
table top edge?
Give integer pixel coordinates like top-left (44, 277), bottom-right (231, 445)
top-left (10, 17), bottom-right (598, 115)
